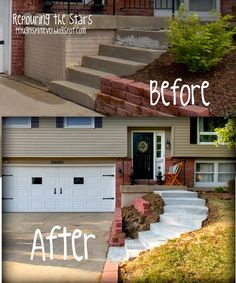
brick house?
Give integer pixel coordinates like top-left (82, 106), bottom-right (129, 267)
top-left (0, 0), bottom-right (234, 76)
top-left (2, 117), bottom-right (235, 212)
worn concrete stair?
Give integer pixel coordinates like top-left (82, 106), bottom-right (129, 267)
top-left (49, 29), bottom-right (168, 109)
top-left (116, 29), bottom-right (169, 49)
top-left (67, 66), bottom-right (113, 89)
top-left (82, 55), bottom-right (146, 76)
top-left (107, 190), bottom-right (208, 263)
top-left (99, 44), bottom-right (166, 64)
top-left (49, 81), bottom-right (98, 109)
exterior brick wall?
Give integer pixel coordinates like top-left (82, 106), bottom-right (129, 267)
top-left (96, 76), bottom-right (210, 117)
top-left (105, 0), bottom-right (153, 16)
top-left (115, 159), bottom-right (132, 208)
top-left (221, 0), bottom-right (236, 18)
top-left (12, 0), bottom-right (43, 75)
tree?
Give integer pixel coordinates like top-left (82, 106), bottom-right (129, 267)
top-left (214, 118), bottom-right (236, 148)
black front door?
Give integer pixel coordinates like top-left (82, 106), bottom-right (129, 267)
top-left (133, 132), bottom-right (154, 180)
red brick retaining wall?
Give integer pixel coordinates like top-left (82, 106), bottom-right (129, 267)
top-left (96, 76), bottom-right (210, 117)
top-left (109, 208), bottom-right (125, 247)
top-left (134, 198), bottom-right (150, 216)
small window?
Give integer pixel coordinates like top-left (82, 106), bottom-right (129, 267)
top-left (195, 161), bottom-right (235, 187)
top-left (198, 117), bottom-right (227, 144)
top-left (64, 117), bottom-right (94, 128)
top-left (74, 177), bottom-right (84, 184)
top-left (32, 177), bottom-right (42, 185)
top-left (3, 117), bottom-right (31, 128)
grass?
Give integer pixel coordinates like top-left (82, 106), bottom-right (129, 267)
top-left (120, 193), bottom-right (235, 283)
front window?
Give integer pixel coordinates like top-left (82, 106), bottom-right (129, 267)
top-left (189, 0), bottom-right (216, 12)
top-left (155, 0), bottom-right (182, 9)
top-left (198, 117), bottom-right (226, 144)
top-left (64, 117), bottom-right (94, 128)
top-left (3, 117), bottom-right (31, 128)
top-left (195, 161), bottom-right (235, 187)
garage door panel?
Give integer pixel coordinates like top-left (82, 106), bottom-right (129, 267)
top-left (72, 189), bottom-right (84, 198)
top-left (16, 176), bottom-right (29, 186)
top-left (32, 202), bottom-right (45, 211)
top-left (3, 165), bottom-right (115, 212)
top-left (86, 200), bottom-right (99, 210)
top-left (100, 200), bottom-right (115, 212)
top-left (72, 201), bottom-right (84, 210)
top-left (31, 188), bottom-right (44, 198)
top-left (58, 201), bottom-right (71, 210)
top-left (18, 201), bottom-right (31, 211)
top-left (3, 200), bottom-right (16, 212)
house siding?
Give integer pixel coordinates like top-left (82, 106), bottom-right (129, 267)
top-left (2, 118), bottom-right (234, 159)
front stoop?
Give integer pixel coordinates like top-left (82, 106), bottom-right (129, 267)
top-left (107, 190), bottom-right (208, 263)
top-left (49, 29), bottom-right (168, 111)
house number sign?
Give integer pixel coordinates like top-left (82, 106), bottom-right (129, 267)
top-left (50, 160), bottom-right (64, 164)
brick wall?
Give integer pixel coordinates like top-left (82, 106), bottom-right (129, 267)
top-left (134, 198), bottom-right (150, 216)
top-left (96, 76), bottom-right (209, 117)
top-left (165, 158), bottom-right (195, 188)
top-left (12, 0), bottom-right (43, 75)
top-left (105, 0), bottom-right (153, 16)
top-left (221, 0), bottom-right (236, 17)
top-left (115, 159), bottom-right (132, 208)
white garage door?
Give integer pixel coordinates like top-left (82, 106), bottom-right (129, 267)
top-left (3, 165), bottom-right (115, 212)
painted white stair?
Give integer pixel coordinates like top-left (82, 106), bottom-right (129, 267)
top-left (107, 190), bottom-right (208, 263)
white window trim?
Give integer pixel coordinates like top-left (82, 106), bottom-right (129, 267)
top-left (64, 117), bottom-right (95, 129)
top-left (195, 160), bottom-right (236, 187)
top-left (197, 118), bottom-right (218, 145)
top-left (3, 117), bottom-right (31, 128)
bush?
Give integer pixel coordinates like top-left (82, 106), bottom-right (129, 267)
top-left (167, 5), bottom-right (236, 72)
top-left (214, 186), bottom-right (225, 193)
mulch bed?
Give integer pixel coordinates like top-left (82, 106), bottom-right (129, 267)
top-left (126, 50), bottom-right (236, 117)
top-left (122, 193), bottom-right (164, 239)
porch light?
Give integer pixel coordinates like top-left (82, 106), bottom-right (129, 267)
top-left (166, 139), bottom-right (171, 149)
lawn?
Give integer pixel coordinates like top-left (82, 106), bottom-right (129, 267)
top-left (119, 192), bottom-right (235, 283)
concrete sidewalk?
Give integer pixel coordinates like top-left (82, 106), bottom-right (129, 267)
top-left (0, 76), bottom-right (100, 116)
top-left (2, 213), bottom-right (113, 283)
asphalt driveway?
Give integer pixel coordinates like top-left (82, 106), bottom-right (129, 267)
top-left (2, 213), bottom-right (113, 283)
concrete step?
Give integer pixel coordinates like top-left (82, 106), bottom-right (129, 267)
top-left (160, 213), bottom-right (207, 229)
top-left (125, 239), bottom-right (146, 259)
top-left (82, 55), bottom-right (146, 76)
top-left (164, 205), bottom-right (208, 216)
top-left (138, 231), bottom-right (167, 249)
top-left (67, 66), bottom-right (115, 89)
top-left (155, 190), bottom-right (198, 199)
top-left (49, 81), bottom-right (98, 109)
top-left (150, 222), bottom-right (194, 238)
top-left (163, 198), bottom-right (206, 207)
top-left (99, 44), bottom-right (165, 64)
top-left (107, 246), bottom-right (128, 263)
top-left (116, 29), bottom-right (169, 49)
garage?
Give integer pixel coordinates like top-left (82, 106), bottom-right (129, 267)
top-left (2, 165), bottom-right (115, 212)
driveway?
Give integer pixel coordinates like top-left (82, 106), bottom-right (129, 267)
top-left (2, 213), bottom-right (113, 283)
top-left (0, 76), bottom-right (100, 116)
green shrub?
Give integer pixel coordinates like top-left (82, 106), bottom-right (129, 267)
top-left (167, 5), bottom-right (236, 72)
top-left (214, 186), bottom-right (225, 193)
